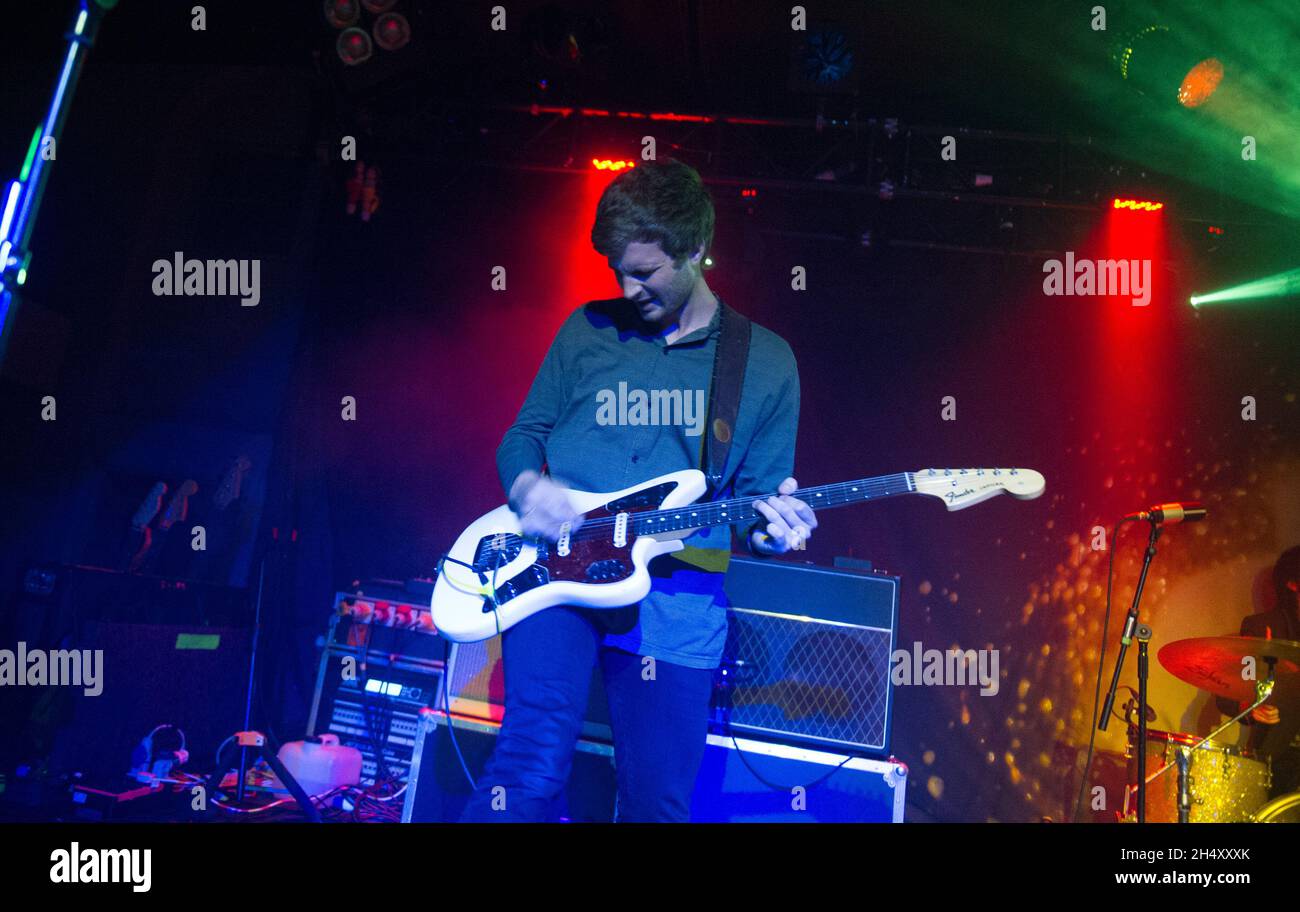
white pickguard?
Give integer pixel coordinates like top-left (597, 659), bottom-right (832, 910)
top-left (431, 469), bottom-right (707, 643)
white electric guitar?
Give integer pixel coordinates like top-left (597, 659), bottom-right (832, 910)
top-left (431, 467), bottom-right (1045, 643)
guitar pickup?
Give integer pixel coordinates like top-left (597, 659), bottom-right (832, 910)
top-left (612, 512), bottom-right (629, 548)
top-left (556, 522), bottom-right (571, 557)
top-left (481, 564), bottom-right (550, 611)
top-left (585, 559), bottom-right (628, 582)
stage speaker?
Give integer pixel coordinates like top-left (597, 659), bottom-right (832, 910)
top-left (400, 710), bottom-right (616, 823)
top-left (717, 558), bottom-right (900, 754)
top-left (690, 734), bottom-right (907, 823)
top-left (44, 622), bottom-right (253, 783)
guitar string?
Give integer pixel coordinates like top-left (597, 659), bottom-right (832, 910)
top-left (571, 473), bottom-right (915, 537)
top-left (449, 474), bottom-right (908, 588)
top-left (479, 470), bottom-right (1027, 551)
top-left (565, 469), bottom-right (997, 537)
top-left (453, 469), bottom-right (1028, 580)
top-left (562, 469), bottom-right (1026, 542)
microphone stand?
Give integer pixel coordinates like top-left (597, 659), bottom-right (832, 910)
top-left (1136, 623), bottom-right (1153, 822)
top-left (1100, 519), bottom-right (1162, 823)
top-left (1175, 748), bottom-right (1191, 824)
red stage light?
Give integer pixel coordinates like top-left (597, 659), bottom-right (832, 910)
top-left (1112, 198), bottom-right (1164, 212)
top-left (648, 112), bottom-right (714, 123)
top-left (591, 158), bottom-right (635, 172)
top-left (1084, 188), bottom-right (1174, 445)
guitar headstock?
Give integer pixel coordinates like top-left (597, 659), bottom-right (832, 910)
top-left (911, 468), bottom-right (1045, 511)
top-left (214, 455), bottom-right (252, 511)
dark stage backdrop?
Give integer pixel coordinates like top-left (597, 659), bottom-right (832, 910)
top-left (297, 163), bottom-right (1299, 822)
top-left (3, 145), bottom-right (1296, 818)
top-left (2, 1), bottom-right (1297, 826)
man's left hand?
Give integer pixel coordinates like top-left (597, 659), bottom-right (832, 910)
top-left (750, 477), bottom-right (817, 556)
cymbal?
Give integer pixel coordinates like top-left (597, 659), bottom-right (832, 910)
top-left (1158, 636), bottom-right (1300, 703)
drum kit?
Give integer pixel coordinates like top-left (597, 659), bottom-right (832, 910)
top-left (1121, 635), bottom-right (1300, 823)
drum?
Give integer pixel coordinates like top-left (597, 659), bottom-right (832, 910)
top-left (1251, 791), bottom-right (1300, 823)
top-left (1124, 728), bottom-right (1271, 823)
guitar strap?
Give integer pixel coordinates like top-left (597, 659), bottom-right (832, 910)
top-left (702, 299), bottom-right (752, 499)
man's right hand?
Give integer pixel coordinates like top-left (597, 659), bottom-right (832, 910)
top-left (509, 470), bottom-right (584, 541)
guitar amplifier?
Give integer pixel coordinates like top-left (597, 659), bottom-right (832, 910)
top-left (716, 558), bottom-right (900, 754)
top-left (41, 622), bottom-right (253, 784)
top-left (320, 588), bottom-right (445, 663)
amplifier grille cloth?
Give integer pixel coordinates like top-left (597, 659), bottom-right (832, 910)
top-left (721, 608), bottom-right (892, 751)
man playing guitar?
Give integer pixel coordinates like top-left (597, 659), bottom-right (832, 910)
top-left (459, 159), bottom-right (816, 822)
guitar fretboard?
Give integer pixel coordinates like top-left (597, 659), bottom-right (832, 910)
top-left (570, 472), bottom-right (915, 540)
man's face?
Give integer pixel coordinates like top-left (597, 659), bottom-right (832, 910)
top-left (609, 240), bottom-right (701, 327)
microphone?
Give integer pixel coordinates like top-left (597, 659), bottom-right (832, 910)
top-left (1124, 502), bottom-right (1207, 524)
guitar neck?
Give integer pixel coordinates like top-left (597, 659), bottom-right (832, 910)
top-left (630, 472), bottom-right (914, 535)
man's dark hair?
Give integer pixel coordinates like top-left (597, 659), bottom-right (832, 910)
top-left (1275, 544), bottom-right (1300, 610)
top-left (591, 159), bottom-right (715, 264)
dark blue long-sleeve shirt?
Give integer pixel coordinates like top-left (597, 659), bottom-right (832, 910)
top-left (497, 296), bottom-right (800, 669)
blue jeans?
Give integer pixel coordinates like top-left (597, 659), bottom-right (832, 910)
top-left (459, 606), bottom-right (714, 822)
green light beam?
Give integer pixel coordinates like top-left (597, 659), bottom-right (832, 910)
top-left (1190, 266), bottom-right (1300, 307)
